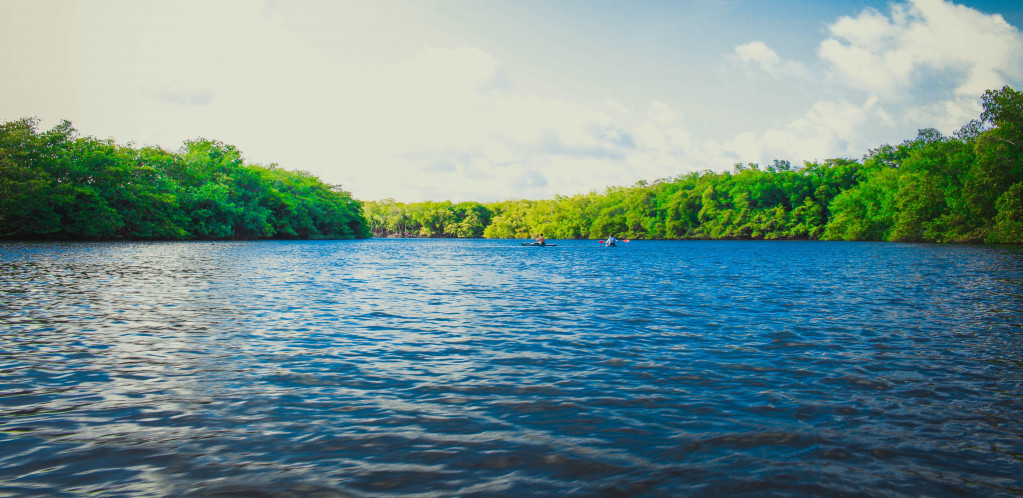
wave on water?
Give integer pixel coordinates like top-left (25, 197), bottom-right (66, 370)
top-left (1, 239), bottom-right (1022, 496)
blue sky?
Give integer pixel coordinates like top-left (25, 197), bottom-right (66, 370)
top-left (2, 0), bottom-right (1022, 202)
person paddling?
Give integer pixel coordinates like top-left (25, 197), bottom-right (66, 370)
top-left (605, 235), bottom-right (617, 247)
top-left (536, 234), bottom-right (546, 246)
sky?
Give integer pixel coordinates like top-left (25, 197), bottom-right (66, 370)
top-left (2, 0), bottom-right (1022, 202)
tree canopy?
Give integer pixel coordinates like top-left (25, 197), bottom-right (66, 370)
top-left (365, 86), bottom-right (1023, 244)
top-left (0, 119), bottom-right (369, 240)
top-left (4, 86), bottom-right (1022, 244)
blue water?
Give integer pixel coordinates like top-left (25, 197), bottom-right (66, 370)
top-left (1, 239), bottom-right (1022, 496)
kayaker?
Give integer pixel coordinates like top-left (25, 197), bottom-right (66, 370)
top-left (536, 234), bottom-right (546, 246)
top-left (605, 235), bottom-right (616, 247)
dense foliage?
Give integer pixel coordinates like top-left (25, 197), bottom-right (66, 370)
top-left (365, 86), bottom-right (1023, 243)
top-left (5, 86), bottom-right (1021, 243)
top-left (365, 159), bottom-right (858, 240)
top-left (363, 199), bottom-right (492, 238)
top-left (0, 119), bottom-right (369, 240)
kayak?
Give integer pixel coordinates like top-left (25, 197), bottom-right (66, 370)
top-left (521, 242), bottom-right (556, 246)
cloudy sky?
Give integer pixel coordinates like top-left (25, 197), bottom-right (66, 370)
top-left (2, 0), bottom-right (1022, 202)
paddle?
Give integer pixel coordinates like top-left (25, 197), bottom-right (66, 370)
top-left (598, 239), bottom-right (630, 243)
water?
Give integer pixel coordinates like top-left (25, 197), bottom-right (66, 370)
top-left (2, 239), bottom-right (1022, 497)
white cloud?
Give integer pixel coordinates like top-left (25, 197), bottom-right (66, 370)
top-left (646, 100), bottom-right (679, 125)
top-left (903, 94), bottom-right (984, 134)
top-left (820, 0), bottom-right (1023, 97)
top-left (727, 0), bottom-right (1023, 168)
top-left (736, 41), bottom-right (781, 68)
top-left (723, 97), bottom-right (888, 164)
top-left (733, 41), bottom-right (811, 79)
top-left (3, 0), bottom-right (1022, 204)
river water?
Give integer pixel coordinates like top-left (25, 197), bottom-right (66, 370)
top-left (1, 239), bottom-right (1022, 496)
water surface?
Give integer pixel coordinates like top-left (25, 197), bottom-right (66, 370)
top-left (2, 239), bottom-right (1022, 496)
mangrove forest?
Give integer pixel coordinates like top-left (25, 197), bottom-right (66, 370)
top-left (364, 86), bottom-right (1023, 244)
top-left (2, 86), bottom-right (1022, 243)
top-left (0, 119), bottom-right (369, 240)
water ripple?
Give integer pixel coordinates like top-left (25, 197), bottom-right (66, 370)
top-left (1, 239), bottom-right (1023, 496)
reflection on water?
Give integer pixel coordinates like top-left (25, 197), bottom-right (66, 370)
top-left (2, 239), bottom-right (1023, 496)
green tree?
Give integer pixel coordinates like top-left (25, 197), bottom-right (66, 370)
top-left (0, 118), bottom-right (368, 240)
top-left (987, 182), bottom-right (1023, 243)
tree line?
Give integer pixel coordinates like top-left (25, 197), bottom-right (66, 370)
top-left (0, 119), bottom-right (369, 240)
top-left (3, 86), bottom-right (1020, 243)
top-left (365, 86), bottom-right (1022, 244)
